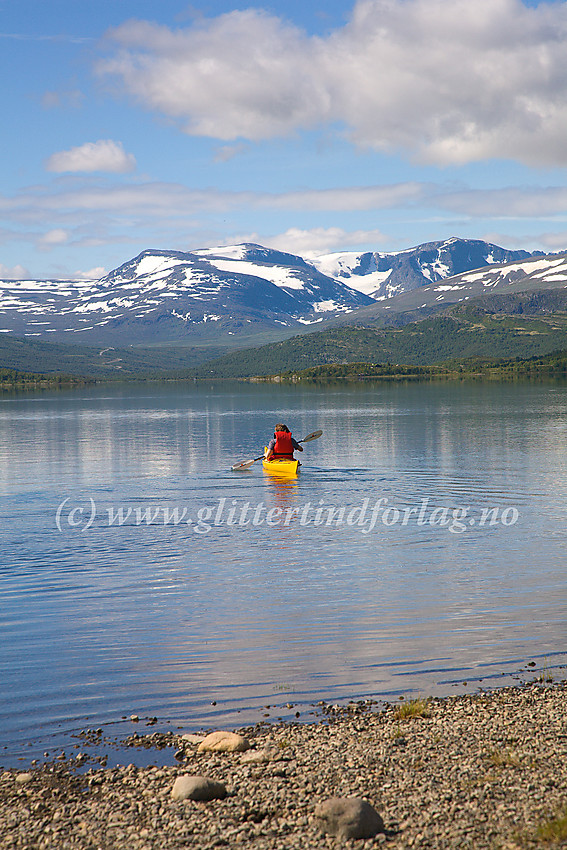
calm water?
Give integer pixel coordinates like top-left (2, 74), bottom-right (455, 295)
top-left (1, 380), bottom-right (566, 766)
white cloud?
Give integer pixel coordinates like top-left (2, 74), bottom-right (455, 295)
top-left (247, 226), bottom-right (388, 256)
top-left (45, 140), bottom-right (136, 174)
top-left (98, 0), bottom-right (567, 167)
top-left (0, 262), bottom-right (30, 279)
top-left (534, 231), bottom-right (567, 250)
top-left (74, 266), bottom-right (107, 280)
top-left (213, 143), bottom-right (248, 163)
top-left (0, 179), bottom-right (427, 224)
top-left (98, 13), bottom-right (321, 141)
top-left (38, 228), bottom-right (69, 249)
top-left (3, 177), bottom-right (567, 263)
top-left (480, 230), bottom-right (567, 252)
top-left (41, 89), bottom-right (84, 110)
top-left (266, 183), bottom-right (426, 211)
top-left (438, 186), bottom-right (567, 218)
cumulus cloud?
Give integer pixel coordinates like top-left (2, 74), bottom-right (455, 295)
top-left (0, 262), bottom-right (30, 279)
top-left (74, 266), bottom-right (107, 280)
top-left (97, 0), bottom-right (567, 167)
top-left (45, 140), bottom-right (136, 173)
top-left (251, 227), bottom-right (389, 256)
top-left (97, 12), bottom-right (321, 140)
top-left (38, 228), bottom-right (69, 249)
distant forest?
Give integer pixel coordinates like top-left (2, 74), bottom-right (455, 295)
top-left (0, 367), bottom-right (94, 390)
top-left (272, 349), bottom-right (567, 382)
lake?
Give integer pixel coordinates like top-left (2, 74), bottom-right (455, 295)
top-left (1, 379), bottom-right (566, 767)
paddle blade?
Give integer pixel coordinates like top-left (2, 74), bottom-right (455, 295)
top-left (231, 459), bottom-right (255, 471)
top-left (231, 453), bottom-right (264, 471)
top-left (300, 429), bottom-right (323, 443)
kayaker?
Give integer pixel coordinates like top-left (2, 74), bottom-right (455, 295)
top-left (265, 424), bottom-right (304, 461)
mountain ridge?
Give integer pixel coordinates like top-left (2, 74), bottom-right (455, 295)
top-left (312, 237), bottom-right (541, 299)
top-left (0, 238), bottom-right (550, 347)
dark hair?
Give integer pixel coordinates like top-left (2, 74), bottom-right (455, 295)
top-left (274, 423), bottom-right (289, 432)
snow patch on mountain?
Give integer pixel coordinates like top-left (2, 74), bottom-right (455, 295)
top-left (193, 244), bottom-right (248, 260)
top-left (208, 258), bottom-right (307, 290)
top-left (135, 255), bottom-right (182, 278)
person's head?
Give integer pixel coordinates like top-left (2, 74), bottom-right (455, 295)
top-left (274, 423), bottom-right (289, 432)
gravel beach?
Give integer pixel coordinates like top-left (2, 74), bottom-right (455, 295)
top-left (2, 682), bottom-right (567, 849)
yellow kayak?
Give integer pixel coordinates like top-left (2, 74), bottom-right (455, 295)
top-left (262, 450), bottom-right (300, 476)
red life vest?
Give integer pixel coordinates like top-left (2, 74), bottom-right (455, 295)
top-left (273, 430), bottom-right (294, 458)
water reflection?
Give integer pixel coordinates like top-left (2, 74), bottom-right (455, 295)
top-left (261, 473), bottom-right (301, 548)
top-left (264, 473), bottom-right (300, 503)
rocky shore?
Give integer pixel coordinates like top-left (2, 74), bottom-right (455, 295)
top-left (2, 682), bottom-right (567, 848)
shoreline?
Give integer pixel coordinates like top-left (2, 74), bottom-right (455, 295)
top-left (2, 680), bottom-right (567, 848)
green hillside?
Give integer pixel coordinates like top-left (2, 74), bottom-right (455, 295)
top-left (5, 298), bottom-right (567, 383)
top-left (0, 334), bottom-right (230, 378)
top-left (193, 309), bottom-right (567, 378)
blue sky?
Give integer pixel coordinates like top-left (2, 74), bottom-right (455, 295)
top-left (2, 0), bottom-right (567, 279)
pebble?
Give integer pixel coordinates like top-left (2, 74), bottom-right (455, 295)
top-left (1, 682), bottom-right (567, 848)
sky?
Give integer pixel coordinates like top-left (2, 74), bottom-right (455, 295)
top-left (3, 0), bottom-right (567, 280)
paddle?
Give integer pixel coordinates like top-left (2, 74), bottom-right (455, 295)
top-left (231, 429), bottom-right (323, 471)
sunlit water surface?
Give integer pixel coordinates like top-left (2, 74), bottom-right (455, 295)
top-left (1, 380), bottom-right (566, 766)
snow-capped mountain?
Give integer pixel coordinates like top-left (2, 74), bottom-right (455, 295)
top-left (0, 238), bottom-right (559, 346)
top-left (0, 244), bottom-right (373, 344)
top-left (313, 238), bottom-right (540, 299)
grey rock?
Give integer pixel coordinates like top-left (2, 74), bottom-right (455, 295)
top-left (314, 796), bottom-right (385, 839)
top-left (240, 748), bottom-right (271, 765)
top-left (171, 775), bottom-right (227, 802)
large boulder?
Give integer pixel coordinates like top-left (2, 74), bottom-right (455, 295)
top-left (314, 796), bottom-right (384, 839)
top-left (171, 775), bottom-right (227, 802)
top-left (197, 731), bottom-right (249, 753)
